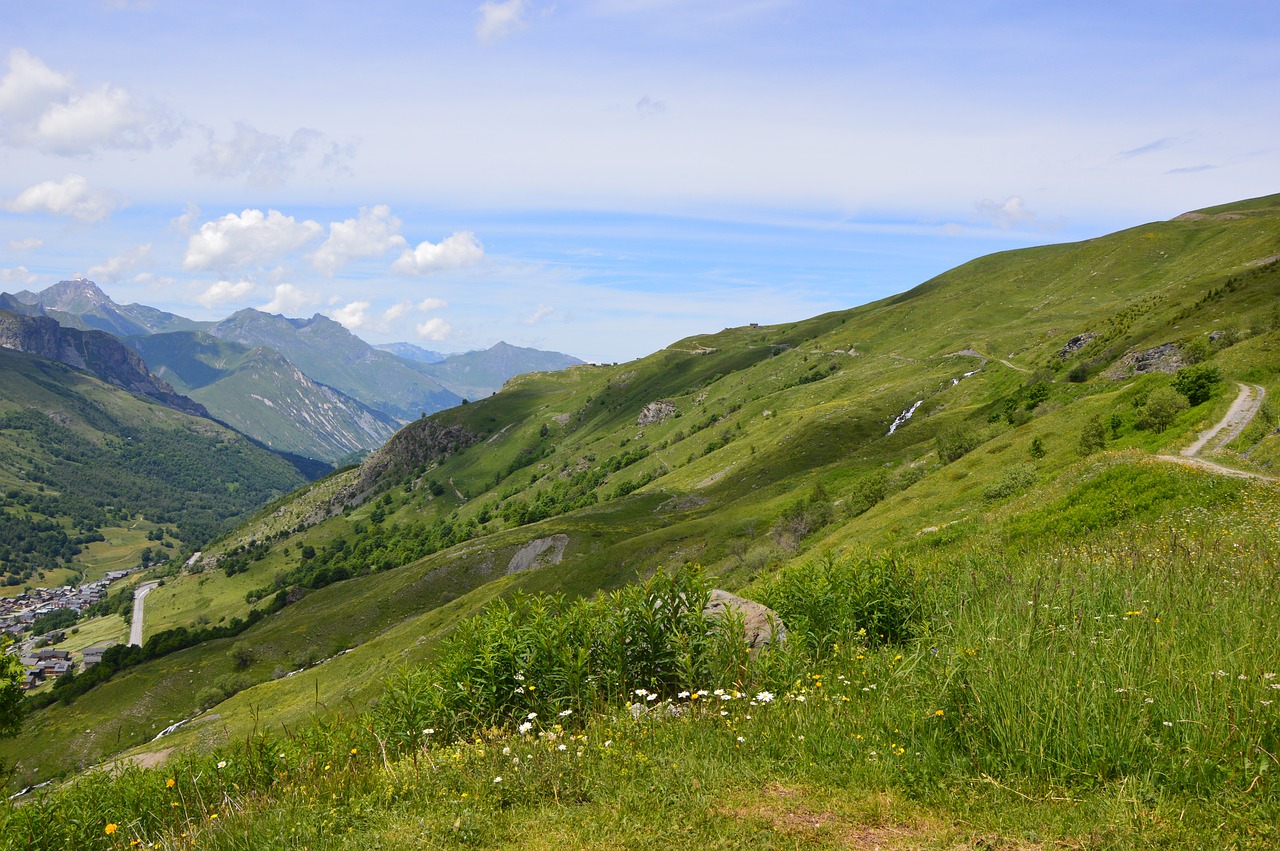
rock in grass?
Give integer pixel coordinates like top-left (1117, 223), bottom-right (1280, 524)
top-left (704, 589), bottom-right (787, 654)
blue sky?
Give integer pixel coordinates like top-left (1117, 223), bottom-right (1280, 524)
top-left (1, 1), bottom-right (1276, 361)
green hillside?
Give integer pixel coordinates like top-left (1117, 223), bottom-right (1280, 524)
top-left (0, 347), bottom-right (316, 590)
top-left (4, 195), bottom-right (1280, 848)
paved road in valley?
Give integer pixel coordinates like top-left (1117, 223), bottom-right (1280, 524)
top-left (129, 581), bottom-right (160, 647)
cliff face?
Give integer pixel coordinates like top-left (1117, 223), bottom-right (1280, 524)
top-left (0, 310), bottom-right (210, 418)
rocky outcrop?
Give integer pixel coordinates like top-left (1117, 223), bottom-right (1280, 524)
top-left (0, 309), bottom-right (209, 417)
top-left (637, 400), bottom-right (676, 426)
top-left (335, 416), bottom-right (481, 506)
top-left (1103, 343), bottom-right (1183, 379)
top-left (1056, 332), bottom-right (1097, 359)
top-left (704, 589), bottom-right (787, 655)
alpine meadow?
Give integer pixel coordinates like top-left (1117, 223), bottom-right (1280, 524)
top-left (3, 194), bottom-right (1280, 849)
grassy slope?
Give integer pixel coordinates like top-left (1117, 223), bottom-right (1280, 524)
top-left (6, 195), bottom-right (1280, 797)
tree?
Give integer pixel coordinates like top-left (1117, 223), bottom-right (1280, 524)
top-left (0, 641), bottom-right (25, 738)
top-left (1172, 364), bottom-right (1221, 406)
top-left (1078, 415), bottom-right (1108, 455)
top-left (1140, 386), bottom-right (1190, 433)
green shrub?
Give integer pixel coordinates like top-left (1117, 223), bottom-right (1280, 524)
top-left (1172, 364), bottom-right (1221, 406)
top-left (759, 555), bottom-right (923, 655)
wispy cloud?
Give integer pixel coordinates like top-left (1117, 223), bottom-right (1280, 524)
top-left (193, 121), bottom-right (354, 188)
top-left (477, 0), bottom-right (531, 41)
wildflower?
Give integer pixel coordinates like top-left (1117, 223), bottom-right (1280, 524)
top-left (166, 777), bottom-right (175, 788)
top-left (557, 744), bottom-right (567, 752)
top-left (424, 728), bottom-right (435, 735)
top-left (934, 709), bottom-right (945, 717)
top-left (1163, 721), bottom-right (1174, 727)
top-left (518, 722), bottom-right (533, 734)
top-left (502, 746), bottom-right (511, 755)
top-left (559, 709), bottom-right (573, 717)
top-left (105, 824), bottom-right (118, 835)
top-left (720, 710), bottom-right (728, 716)
top-left (350, 747), bottom-right (358, 755)
top-left (493, 776), bottom-right (502, 783)
top-left (216, 760), bottom-right (227, 769)
top-left (678, 691), bottom-right (690, 698)
top-left (527, 712), bottom-right (537, 720)
top-left (737, 736), bottom-right (745, 743)
top-left (514, 673), bottom-right (525, 681)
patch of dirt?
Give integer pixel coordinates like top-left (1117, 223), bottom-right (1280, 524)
top-left (725, 785), bottom-right (923, 848)
top-left (696, 466), bottom-right (733, 489)
top-left (657, 495), bottom-right (708, 513)
top-left (506, 534), bottom-right (569, 574)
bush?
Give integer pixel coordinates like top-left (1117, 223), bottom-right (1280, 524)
top-left (759, 555), bottom-right (923, 655)
top-left (983, 464), bottom-right (1036, 501)
top-left (1172, 364), bottom-right (1221, 406)
top-left (936, 426), bottom-right (980, 463)
top-left (1140, 386), bottom-right (1190, 433)
top-left (1078, 414), bottom-right (1108, 455)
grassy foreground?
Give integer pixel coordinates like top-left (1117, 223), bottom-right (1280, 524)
top-left (5, 457), bottom-right (1278, 849)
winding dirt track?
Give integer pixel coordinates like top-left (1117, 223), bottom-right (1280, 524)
top-left (1155, 383), bottom-right (1275, 482)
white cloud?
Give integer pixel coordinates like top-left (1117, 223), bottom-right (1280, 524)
top-left (416, 316), bottom-right (453, 341)
top-left (197, 279), bottom-right (257, 308)
top-left (392, 231), bottom-right (484, 275)
top-left (171, 202), bottom-right (201, 235)
top-left (0, 49), bottom-right (170, 155)
top-left (477, 0), bottom-right (530, 41)
top-left (193, 122), bottom-right (354, 188)
top-left (418, 297), bottom-right (448, 312)
top-left (6, 174), bottom-right (123, 222)
top-left (184, 208), bottom-right (323, 271)
top-left (9, 237), bottom-right (42, 251)
top-left (331, 300), bottom-right (371, 329)
top-left (311, 205), bottom-right (407, 274)
top-left (975, 196), bottom-right (1036, 229)
top-left (87, 243), bottom-right (152, 283)
top-left (523, 304), bottom-right (554, 324)
top-left (0, 266), bottom-right (38, 285)
top-left (383, 302), bottom-right (413, 321)
top-left (262, 283), bottom-right (318, 314)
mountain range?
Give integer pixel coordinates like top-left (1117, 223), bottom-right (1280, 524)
top-left (1, 280), bottom-right (582, 463)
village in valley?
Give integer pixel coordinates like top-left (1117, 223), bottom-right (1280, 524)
top-left (0, 569), bottom-right (136, 691)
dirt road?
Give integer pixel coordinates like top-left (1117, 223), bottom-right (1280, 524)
top-left (1154, 382), bottom-right (1275, 482)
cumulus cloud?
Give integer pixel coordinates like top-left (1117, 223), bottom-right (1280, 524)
top-left (6, 174), bottom-right (123, 222)
top-left (193, 121), bottom-right (355, 188)
top-left (416, 316), bottom-right (452, 341)
top-left (0, 49), bottom-right (172, 155)
top-left (0, 266), bottom-right (38, 285)
top-left (184, 208), bottom-right (323, 271)
top-left (392, 231), bottom-right (484, 275)
top-left (87, 243), bottom-right (152, 283)
top-left (197, 279), bottom-right (256, 308)
top-left (262, 283), bottom-right (318, 315)
top-left (9, 237), bottom-right (42, 251)
top-left (311, 205), bottom-right (408, 274)
top-left (477, 0), bottom-right (531, 41)
top-left (331, 300), bottom-right (371, 329)
top-left (975, 196), bottom-right (1036, 229)
top-left (523, 304), bottom-right (554, 324)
